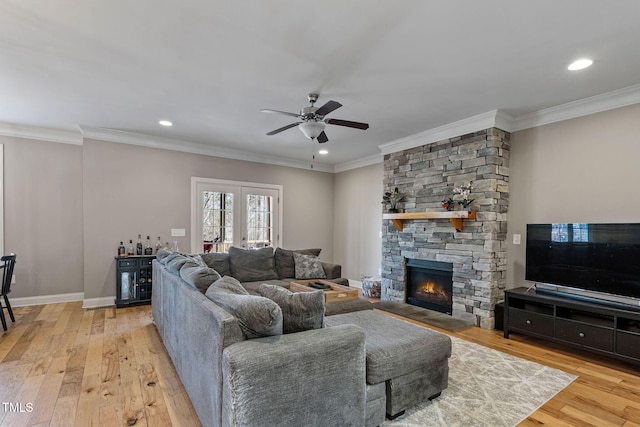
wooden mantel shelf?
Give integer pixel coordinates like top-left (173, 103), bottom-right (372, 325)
top-left (382, 211), bottom-right (477, 232)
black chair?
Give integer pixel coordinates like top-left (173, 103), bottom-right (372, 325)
top-left (1, 254), bottom-right (17, 331)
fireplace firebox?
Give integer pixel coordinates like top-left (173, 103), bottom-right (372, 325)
top-left (406, 259), bottom-right (453, 315)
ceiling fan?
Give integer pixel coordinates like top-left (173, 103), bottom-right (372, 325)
top-left (261, 93), bottom-right (369, 143)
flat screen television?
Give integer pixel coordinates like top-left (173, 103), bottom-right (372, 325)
top-left (526, 223), bottom-right (640, 306)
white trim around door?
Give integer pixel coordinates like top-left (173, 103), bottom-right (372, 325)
top-left (190, 177), bottom-right (283, 253)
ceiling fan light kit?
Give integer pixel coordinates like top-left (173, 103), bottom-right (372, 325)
top-left (262, 93), bottom-right (369, 143)
top-left (298, 121), bottom-right (326, 139)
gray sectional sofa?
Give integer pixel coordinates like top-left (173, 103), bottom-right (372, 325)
top-left (152, 247), bottom-right (452, 427)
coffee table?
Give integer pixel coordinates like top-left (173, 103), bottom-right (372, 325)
top-left (289, 279), bottom-right (359, 302)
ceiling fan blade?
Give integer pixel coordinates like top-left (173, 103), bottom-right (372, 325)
top-left (317, 131), bottom-right (328, 143)
top-left (260, 109), bottom-right (301, 118)
top-left (266, 122), bottom-right (301, 136)
top-left (314, 100), bottom-right (342, 117)
top-left (325, 118), bottom-right (369, 130)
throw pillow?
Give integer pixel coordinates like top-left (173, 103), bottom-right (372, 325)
top-left (274, 247), bottom-right (322, 279)
top-left (293, 253), bottom-right (327, 280)
top-left (180, 261), bottom-right (221, 293)
top-left (258, 284), bottom-right (325, 333)
top-left (200, 252), bottom-right (231, 277)
top-left (228, 246), bottom-right (278, 282)
top-left (206, 280), bottom-right (283, 339)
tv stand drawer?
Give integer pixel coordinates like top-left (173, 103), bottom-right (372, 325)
top-left (508, 308), bottom-right (554, 336)
top-left (556, 319), bottom-right (614, 351)
top-left (616, 331), bottom-right (640, 358)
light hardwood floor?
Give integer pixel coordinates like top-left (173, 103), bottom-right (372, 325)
top-left (1, 301), bottom-right (639, 426)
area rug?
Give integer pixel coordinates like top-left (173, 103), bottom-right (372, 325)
top-left (385, 336), bottom-right (577, 426)
top-left (373, 300), bottom-right (474, 332)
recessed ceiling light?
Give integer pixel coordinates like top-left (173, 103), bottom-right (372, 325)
top-left (158, 120), bottom-right (173, 127)
top-left (568, 58), bottom-right (593, 71)
top-left (318, 149), bottom-right (328, 155)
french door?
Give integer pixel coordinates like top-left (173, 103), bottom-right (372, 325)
top-left (191, 178), bottom-right (282, 253)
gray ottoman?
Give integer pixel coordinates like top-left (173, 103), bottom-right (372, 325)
top-left (325, 310), bottom-right (451, 421)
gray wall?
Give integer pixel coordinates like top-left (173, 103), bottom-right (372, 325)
top-left (82, 139), bottom-right (335, 300)
top-left (506, 103), bottom-right (640, 290)
top-left (3, 135), bottom-right (335, 300)
top-left (2, 136), bottom-right (84, 298)
top-left (333, 162), bottom-right (383, 280)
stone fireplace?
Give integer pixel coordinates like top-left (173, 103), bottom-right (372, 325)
top-left (381, 128), bottom-right (510, 329)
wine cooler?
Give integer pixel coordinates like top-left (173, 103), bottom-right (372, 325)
top-left (115, 255), bottom-right (155, 308)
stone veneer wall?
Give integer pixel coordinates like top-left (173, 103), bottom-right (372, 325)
top-left (381, 128), bottom-right (510, 329)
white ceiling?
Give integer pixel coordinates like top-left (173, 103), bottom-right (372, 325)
top-left (2, 1), bottom-right (640, 170)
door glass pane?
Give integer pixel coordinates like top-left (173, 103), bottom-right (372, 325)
top-left (203, 191), bottom-right (233, 253)
top-left (246, 194), bottom-right (273, 249)
top-left (120, 271), bottom-right (135, 300)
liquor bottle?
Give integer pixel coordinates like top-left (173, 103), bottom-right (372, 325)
top-left (136, 234), bottom-right (143, 255)
top-left (127, 240), bottom-right (135, 256)
top-left (144, 236), bottom-right (153, 255)
top-left (118, 241), bottom-right (126, 257)
top-left (155, 236), bottom-right (162, 254)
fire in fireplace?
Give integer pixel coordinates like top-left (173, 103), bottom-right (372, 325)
top-left (406, 259), bottom-right (453, 315)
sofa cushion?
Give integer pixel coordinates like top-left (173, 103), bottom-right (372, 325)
top-left (324, 298), bottom-right (374, 316)
top-left (200, 252), bottom-right (231, 277)
top-left (258, 283), bottom-right (325, 334)
top-left (274, 247), bottom-right (322, 279)
top-left (228, 246), bottom-right (278, 282)
top-left (161, 252), bottom-right (181, 265)
top-left (156, 249), bottom-right (172, 262)
top-left (294, 253), bottom-right (327, 280)
top-left (206, 277), bottom-right (282, 339)
top-left (241, 279), bottom-right (291, 295)
top-left (325, 310), bottom-right (452, 384)
top-left (190, 254), bottom-right (209, 267)
top-left (167, 255), bottom-right (191, 274)
top-left (209, 275), bottom-right (249, 295)
top-left (180, 261), bottom-right (221, 293)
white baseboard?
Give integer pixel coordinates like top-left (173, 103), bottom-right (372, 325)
top-left (9, 293), bottom-right (116, 309)
top-left (82, 296), bottom-right (116, 309)
top-left (349, 280), bottom-right (362, 289)
top-left (10, 292), bottom-right (84, 307)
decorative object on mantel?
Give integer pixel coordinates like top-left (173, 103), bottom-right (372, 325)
top-left (453, 182), bottom-right (474, 210)
top-left (382, 187), bottom-right (404, 213)
top-left (441, 197), bottom-right (455, 211)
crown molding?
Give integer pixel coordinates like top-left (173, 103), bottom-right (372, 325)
top-left (4, 83), bottom-right (640, 173)
top-left (78, 126), bottom-right (334, 173)
top-left (495, 110), bottom-right (517, 133)
top-left (334, 153), bottom-right (383, 173)
top-left (375, 83), bottom-right (640, 160)
top-left (0, 122), bottom-right (83, 145)
top-left (513, 83), bottom-right (640, 131)
top-left (378, 110), bottom-right (515, 156)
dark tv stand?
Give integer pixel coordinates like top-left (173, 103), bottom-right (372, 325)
top-left (504, 287), bottom-right (640, 366)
